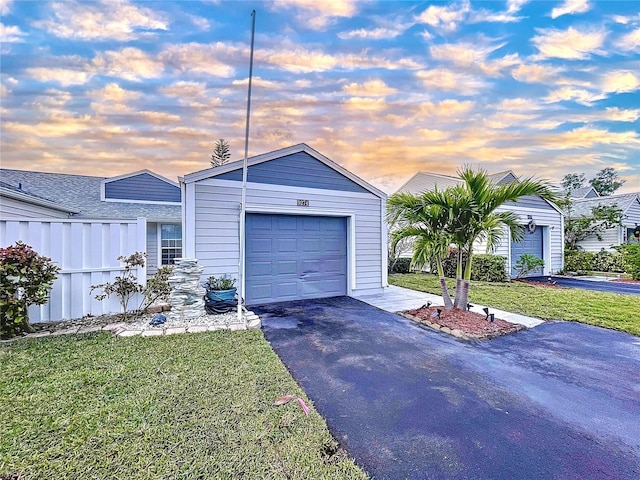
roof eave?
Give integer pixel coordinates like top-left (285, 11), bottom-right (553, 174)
top-left (0, 186), bottom-right (79, 215)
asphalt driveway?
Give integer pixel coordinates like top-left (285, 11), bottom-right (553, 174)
top-left (254, 296), bottom-right (640, 480)
top-left (527, 276), bottom-right (640, 295)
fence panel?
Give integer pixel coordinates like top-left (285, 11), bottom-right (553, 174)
top-left (1, 218), bottom-right (147, 322)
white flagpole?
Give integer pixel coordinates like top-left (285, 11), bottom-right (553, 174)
top-left (238, 10), bottom-right (256, 324)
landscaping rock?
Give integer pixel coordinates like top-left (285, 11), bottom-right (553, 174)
top-left (167, 258), bottom-right (205, 321)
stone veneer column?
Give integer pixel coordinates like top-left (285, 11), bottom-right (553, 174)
top-left (167, 258), bottom-right (205, 321)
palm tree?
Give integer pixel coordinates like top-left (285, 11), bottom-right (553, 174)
top-left (387, 191), bottom-right (457, 309)
top-left (389, 168), bottom-right (558, 311)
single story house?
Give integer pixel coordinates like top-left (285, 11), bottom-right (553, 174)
top-left (181, 143), bottom-right (387, 305)
top-left (569, 192), bottom-right (640, 252)
top-left (396, 171), bottom-right (564, 278)
top-left (0, 168), bottom-right (182, 321)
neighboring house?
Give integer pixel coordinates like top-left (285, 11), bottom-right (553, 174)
top-left (568, 192), bottom-right (640, 252)
top-left (566, 186), bottom-right (600, 199)
top-left (0, 168), bottom-right (182, 321)
top-left (182, 143), bottom-right (387, 305)
top-left (396, 171), bottom-right (564, 278)
top-left (1, 169), bottom-right (182, 274)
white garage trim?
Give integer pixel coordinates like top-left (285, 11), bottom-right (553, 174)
top-left (246, 205), bottom-right (357, 294)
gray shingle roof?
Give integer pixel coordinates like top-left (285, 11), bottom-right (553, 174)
top-left (0, 169), bottom-right (181, 221)
top-left (569, 192), bottom-right (640, 218)
top-left (565, 186), bottom-right (599, 199)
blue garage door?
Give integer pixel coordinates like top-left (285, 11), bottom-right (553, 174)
top-left (511, 226), bottom-right (544, 278)
top-left (246, 214), bottom-right (347, 304)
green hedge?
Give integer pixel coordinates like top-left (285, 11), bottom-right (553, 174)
top-left (389, 257), bottom-right (412, 274)
top-left (564, 250), bottom-right (595, 272)
top-left (430, 252), bottom-right (508, 282)
top-left (564, 249), bottom-right (626, 273)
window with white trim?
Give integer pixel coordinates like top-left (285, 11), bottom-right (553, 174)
top-left (160, 224), bottom-right (182, 265)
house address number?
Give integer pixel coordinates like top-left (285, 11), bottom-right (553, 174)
top-left (297, 199), bottom-right (310, 207)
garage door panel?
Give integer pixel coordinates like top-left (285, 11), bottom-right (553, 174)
top-left (278, 217), bottom-right (297, 230)
top-left (277, 237), bottom-right (297, 253)
top-left (276, 260), bottom-right (297, 275)
top-left (302, 217), bottom-right (321, 230)
top-left (250, 284), bottom-right (272, 303)
top-left (248, 260), bottom-right (273, 277)
top-left (247, 238), bottom-right (272, 255)
top-left (300, 278), bottom-right (344, 297)
top-left (323, 258), bottom-right (346, 274)
top-left (301, 258), bottom-right (320, 273)
top-left (246, 214), bottom-right (347, 304)
top-left (302, 238), bottom-right (321, 253)
top-left (275, 281), bottom-right (298, 298)
top-left (251, 215), bottom-right (274, 230)
top-left (324, 238), bottom-right (344, 254)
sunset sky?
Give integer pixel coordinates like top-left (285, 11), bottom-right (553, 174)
top-left (1, 0), bottom-right (638, 194)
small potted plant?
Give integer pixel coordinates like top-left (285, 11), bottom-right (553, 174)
top-left (203, 275), bottom-right (237, 301)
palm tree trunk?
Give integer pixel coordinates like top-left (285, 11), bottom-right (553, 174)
top-left (457, 252), bottom-right (474, 311)
top-left (453, 248), bottom-right (463, 309)
top-left (436, 259), bottom-right (454, 310)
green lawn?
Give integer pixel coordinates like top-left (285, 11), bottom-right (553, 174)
top-left (1, 331), bottom-right (367, 479)
top-left (390, 273), bottom-right (640, 336)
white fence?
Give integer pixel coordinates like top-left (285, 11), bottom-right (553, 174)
top-left (1, 218), bottom-right (147, 322)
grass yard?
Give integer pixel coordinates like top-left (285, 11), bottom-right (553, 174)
top-left (390, 273), bottom-right (640, 336)
top-left (1, 330), bottom-right (367, 480)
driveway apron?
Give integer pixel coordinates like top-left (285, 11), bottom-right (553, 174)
top-left (254, 296), bottom-right (640, 480)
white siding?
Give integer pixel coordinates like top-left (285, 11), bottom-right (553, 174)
top-left (186, 179), bottom-right (385, 297)
top-left (0, 196), bottom-right (69, 219)
top-left (473, 204), bottom-right (564, 275)
top-left (624, 200), bottom-right (640, 228)
top-left (578, 226), bottom-right (621, 252)
top-left (0, 218), bottom-right (146, 322)
top-left (576, 200), bottom-right (640, 252)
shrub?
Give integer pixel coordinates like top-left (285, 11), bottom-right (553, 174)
top-left (614, 244), bottom-right (640, 280)
top-left (564, 249), bottom-right (626, 274)
top-left (140, 265), bottom-right (174, 310)
top-left (389, 257), bottom-right (412, 274)
top-left (471, 254), bottom-right (509, 282)
top-left (564, 250), bottom-right (595, 273)
top-left (0, 241), bottom-right (60, 338)
top-left (513, 254), bottom-right (545, 279)
top-left (90, 252), bottom-right (146, 320)
top-left (592, 250), bottom-right (626, 273)
top-left (430, 251), bottom-right (508, 282)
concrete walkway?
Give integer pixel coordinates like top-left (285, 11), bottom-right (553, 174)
top-left (354, 285), bottom-right (544, 328)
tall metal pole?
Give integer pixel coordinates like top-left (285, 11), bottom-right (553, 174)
top-left (238, 10), bottom-right (256, 324)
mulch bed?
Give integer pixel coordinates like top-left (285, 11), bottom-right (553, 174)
top-left (401, 306), bottom-right (524, 340)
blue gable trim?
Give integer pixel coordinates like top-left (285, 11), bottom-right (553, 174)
top-left (215, 152), bottom-right (370, 194)
top-left (105, 173), bottom-right (181, 203)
